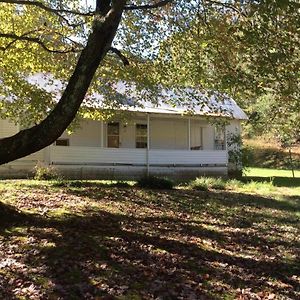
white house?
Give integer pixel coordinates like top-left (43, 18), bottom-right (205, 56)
top-left (0, 94), bottom-right (247, 179)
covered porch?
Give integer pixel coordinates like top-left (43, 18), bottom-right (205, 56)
top-left (46, 113), bottom-right (230, 178)
top-left (48, 147), bottom-right (228, 179)
top-left (49, 146), bottom-right (228, 167)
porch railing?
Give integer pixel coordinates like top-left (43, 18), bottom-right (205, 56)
top-left (49, 146), bottom-right (228, 166)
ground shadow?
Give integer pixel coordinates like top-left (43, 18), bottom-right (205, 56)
top-left (0, 186), bottom-right (299, 299)
top-left (242, 176), bottom-right (300, 187)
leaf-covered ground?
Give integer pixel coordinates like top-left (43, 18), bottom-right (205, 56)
top-left (0, 180), bottom-right (299, 299)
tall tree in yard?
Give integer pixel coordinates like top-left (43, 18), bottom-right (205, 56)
top-left (0, 0), bottom-right (299, 164)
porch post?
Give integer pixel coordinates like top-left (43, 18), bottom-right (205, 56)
top-left (100, 120), bottom-right (104, 148)
top-left (224, 125), bottom-right (227, 150)
top-left (188, 118), bottom-right (191, 150)
top-left (147, 113), bottom-right (150, 175)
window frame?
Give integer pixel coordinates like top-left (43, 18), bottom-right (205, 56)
top-left (135, 123), bottom-right (148, 149)
top-left (190, 125), bottom-right (203, 150)
top-left (107, 122), bottom-right (120, 148)
top-left (54, 138), bottom-right (69, 146)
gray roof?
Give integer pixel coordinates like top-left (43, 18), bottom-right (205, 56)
top-left (27, 74), bottom-right (248, 120)
top-left (107, 97), bottom-right (248, 120)
top-left (87, 84), bottom-right (248, 120)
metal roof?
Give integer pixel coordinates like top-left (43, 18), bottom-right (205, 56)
top-left (106, 98), bottom-right (248, 120)
top-left (27, 74), bottom-right (248, 120)
top-left (86, 86), bottom-right (248, 120)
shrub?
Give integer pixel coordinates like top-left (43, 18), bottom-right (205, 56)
top-left (34, 163), bottom-right (61, 180)
top-left (189, 177), bottom-right (226, 191)
top-left (210, 178), bottom-right (227, 190)
top-left (110, 181), bottom-right (131, 188)
top-left (226, 179), bottom-right (244, 190)
top-left (227, 132), bottom-right (253, 177)
top-left (189, 177), bottom-right (209, 191)
top-left (136, 175), bottom-right (174, 189)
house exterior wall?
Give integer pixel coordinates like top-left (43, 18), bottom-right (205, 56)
top-left (0, 119), bottom-right (19, 137)
top-left (0, 116), bottom-right (242, 179)
top-left (120, 122), bottom-right (135, 148)
top-left (49, 146), bottom-right (227, 166)
top-left (52, 165), bottom-right (227, 180)
top-left (202, 127), bottom-right (215, 150)
top-left (0, 117), bottom-right (214, 150)
top-left (150, 118), bottom-right (188, 149)
top-left (0, 120), bottom-right (46, 177)
top-left (59, 119), bottom-right (102, 147)
top-left (226, 119), bottom-right (241, 138)
top-left (55, 116), bottom-right (216, 151)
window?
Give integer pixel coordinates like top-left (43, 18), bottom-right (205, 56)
top-left (136, 124), bottom-right (147, 148)
top-left (190, 123), bottom-right (203, 150)
top-left (54, 139), bottom-right (69, 146)
top-left (107, 122), bottom-right (119, 148)
top-left (214, 127), bottom-right (226, 150)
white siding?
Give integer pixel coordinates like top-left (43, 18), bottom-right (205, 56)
top-left (150, 118), bottom-right (188, 150)
top-left (0, 119), bottom-right (19, 138)
top-left (53, 116), bottom-right (230, 152)
top-left (22, 151), bottom-right (45, 162)
top-left (50, 146), bottom-right (147, 165)
top-left (149, 150), bottom-right (227, 165)
top-left (0, 119), bottom-right (45, 165)
top-left (2, 149), bottom-right (45, 164)
top-left (59, 119), bottom-right (102, 147)
top-left (202, 126), bottom-right (215, 150)
top-left (0, 116), bottom-right (238, 177)
top-left (49, 146), bottom-right (227, 166)
top-left (120, 122), bottom-right (136, 148)
top-left (190, 120), bottom-right (203, 149)
top-left (226, 120), bottom-right (241, 138)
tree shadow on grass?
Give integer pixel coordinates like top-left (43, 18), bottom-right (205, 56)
top-left (62, 183), bottom-right (300, 215)
top-left (1, 191), bottom-right (300, 300)
top-left (0, 205), bottom-right (214, 299)
top-left (242, 176), bottom-right (300, 187)
top-left (0, 201), bottom-right (28, 227)
top-left (191, 189), bottom-right (300, 212)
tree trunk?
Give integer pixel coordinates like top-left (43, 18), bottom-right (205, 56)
top-left (0, 1), bottom-right (126, 165)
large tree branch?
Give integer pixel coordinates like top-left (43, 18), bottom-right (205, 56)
top-left (0, 0), bottom-right (94, 16)
top-left (0, 0), bottom-right (93, 28)
top-left (96, 0), bottom-right (112, 15)
top-left (124, 0), bottom-right (172, 10)
top-left (0, 32), bottom-right (80, 53)
top-left (109, 47), bottom-right (130, 66)
top-left (0, 0), bottom-right (127, 164)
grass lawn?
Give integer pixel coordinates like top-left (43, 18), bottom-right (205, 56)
top-left (0, 179), bottom-right (299, 299)
top-left (245, 167), bottom-right (300, 178)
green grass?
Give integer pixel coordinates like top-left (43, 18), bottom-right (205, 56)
top-left (0, 179), bottom-right (299, 299)
top-left (245, 167), bottom-right (300, 178)
top-left (189, 177), bottom-right (226, 191)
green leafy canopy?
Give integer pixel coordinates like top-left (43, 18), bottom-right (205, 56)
top-left (0, 0), bottom-right (299, 140)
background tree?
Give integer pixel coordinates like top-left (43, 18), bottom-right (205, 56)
top-left (0, 0), bottom-right (299, 165)
top-left (149, 0), bottom-right (299, 142)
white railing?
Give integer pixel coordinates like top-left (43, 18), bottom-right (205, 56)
top-left (50, 146), bottom-right (147, 165)
top-left (6, 150), bottom-right (45, 166)
top-left (148, 149), bottom-right (227, 165)
top-left (49, 146), bottom-right (227, 166)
